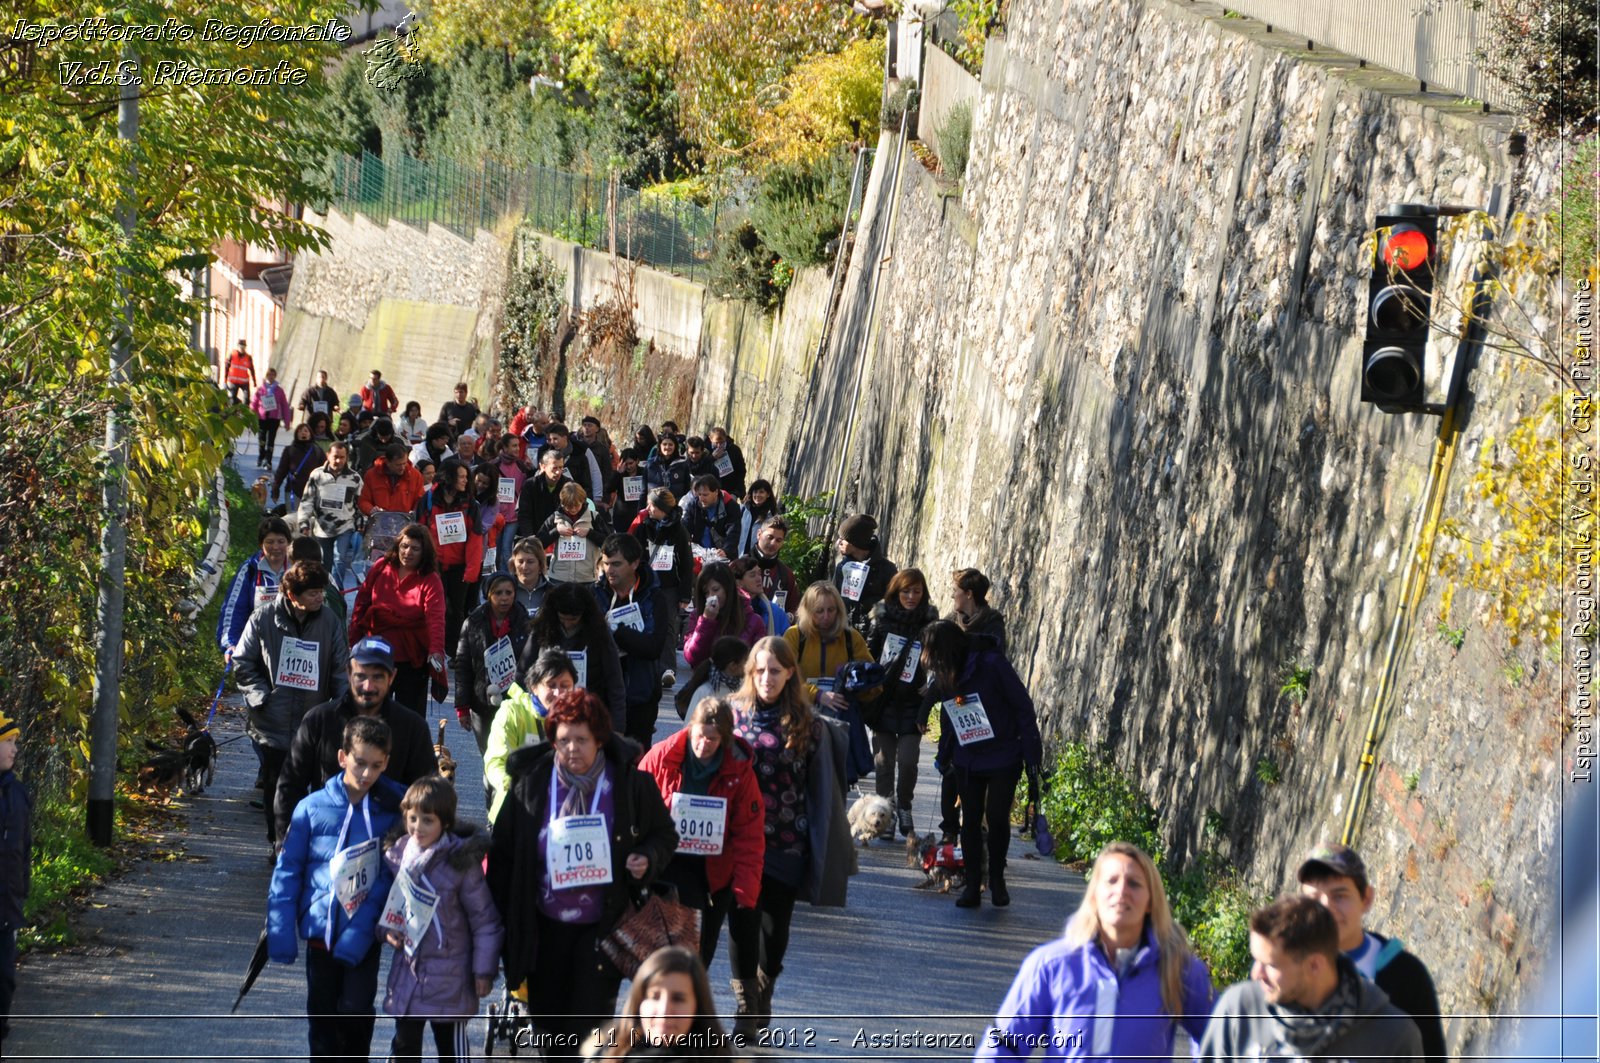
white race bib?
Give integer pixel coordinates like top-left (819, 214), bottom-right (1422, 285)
top-left (482, 547), bottom-right (498, 571)
top-left (714, 453), bottom-right (734, 479)
top-left (946, 694), bottom-right (995, 746)
top-left (607, 602), bottom-right (644, 632)
top-left (880, 634), bottom-right (920, 683)
top-left (329, 836), bottom-right (381, 917)
top-left (435, 511), bottom-right (467, 545)
top-left (498, 477), bottom-right (517, 505)
top-left (650, 544), bottom-right (674, 572)
top-left (569, 650), bottom-right (588, 689)
top-left (840, 561), bottom-right (869, 602)
top-left (313, 400), bottom-right (330, 415)
top-left (254, 582), bottom-right (278, 609)
top-left (262, 393), bottom-right (278, 414)
top-left (557, 535), bottom-right (587, 562)
top-left (671, 793), bottom-right (727, 856)
top-left (275, 637), bottom-right (321, 691)
top-left (812, 677), bottom-right (835, 694)
top-left (622, 475), bottom-right (644, 501)
top-left (485, 635), bottom-right (518, 695)
top-left (773, 589), bottom-right (788, 611)
top-left (547, 815), bottom-right (612, 889)
top-left (378, 868), bottom-right (440, 957)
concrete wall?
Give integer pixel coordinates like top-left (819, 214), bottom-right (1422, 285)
top-left (275, 209), bottom-right (511, 418)
top-left (688, 0), bottom-right (1567, 1050)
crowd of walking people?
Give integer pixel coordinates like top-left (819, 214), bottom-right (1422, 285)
top-left (195, 366), bottom-right (1453, 1062)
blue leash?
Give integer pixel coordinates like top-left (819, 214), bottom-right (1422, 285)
top-left (204, 662), bottom-right (231, 729)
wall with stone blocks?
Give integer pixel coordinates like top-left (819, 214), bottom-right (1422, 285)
top-left (689, 1), bottom-right (1571, 1050)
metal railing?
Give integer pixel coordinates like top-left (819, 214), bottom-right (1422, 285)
top-left (326, 150), bottom-right (724, 283)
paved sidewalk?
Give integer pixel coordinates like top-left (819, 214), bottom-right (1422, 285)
top-left (9, 431), bottom-right (1084, 1060)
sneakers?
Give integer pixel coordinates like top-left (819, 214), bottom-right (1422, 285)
top-left (661, 669), bottom-right (677, 690)
top-left (897, 808), bottom-right (914, 838)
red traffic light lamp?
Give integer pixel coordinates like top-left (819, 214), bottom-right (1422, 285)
top-left (1361, 205), bottom-right (1438, 413)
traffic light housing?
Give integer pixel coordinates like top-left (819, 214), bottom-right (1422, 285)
top-left (1361, 208), bottom-right (1437, 413)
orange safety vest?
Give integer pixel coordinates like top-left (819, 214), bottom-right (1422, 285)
top-left (226, 352), bottom-right (254, 385)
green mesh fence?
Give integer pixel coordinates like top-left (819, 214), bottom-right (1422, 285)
top-left (327, 151), bottom-right (722, 283)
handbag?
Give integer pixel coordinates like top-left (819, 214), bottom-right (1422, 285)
top-left (599, 883), bottom-right (702, 979)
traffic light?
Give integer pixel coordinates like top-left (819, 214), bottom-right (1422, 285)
top-left (1361, 207), bottom-right (1437, 412)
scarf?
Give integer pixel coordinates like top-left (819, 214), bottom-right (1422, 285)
top-left (680, 746), bottom-right (722, 795)
top-left (750, 547), bottom-right (780, 571)
top-left (555, 753), bottom-right (606, 818)
top-left (1267, 958), bottom-right (1363, 1054)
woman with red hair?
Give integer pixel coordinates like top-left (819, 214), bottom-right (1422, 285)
top-left (486, 689), bottom-right (678, 1059)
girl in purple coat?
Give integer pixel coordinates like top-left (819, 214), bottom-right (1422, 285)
top-left (381, 776), bottom-right (504, 1063)
top-left (683, 562), bottom-right (767, 666)
top-left (977, 842), bottom-right (1214, 1061)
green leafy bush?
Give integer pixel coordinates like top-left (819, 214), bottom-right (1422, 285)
top-left (750, 148), bottom-right (856, 268)
top-left (936, 101), bottom-right (972, 181)
top-left (1039, 742), bottom-right (1162, 863)
top-left (777, 490), bottom-right (835, 577)
top-left (1035, 743), bottom-right (1262, 986)
top-left (708, 220), bottom-right (783, 311)
top-left (1166, 856), bottom-right (1265, 986)
top-left (882, 78), bottom-right (919, 132)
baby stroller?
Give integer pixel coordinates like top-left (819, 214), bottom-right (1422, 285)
top-left (483, 980), bottom-right (538, 1057)
top-left (362, 509), bottom-right (410, 563)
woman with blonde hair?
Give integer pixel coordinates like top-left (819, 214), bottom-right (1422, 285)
top-left (976, 842), bottom-right (1214, 1060)
top-left (727, 637), bottom-right (853, 1032)
top-left (781, 582), bottom-right (875, 716)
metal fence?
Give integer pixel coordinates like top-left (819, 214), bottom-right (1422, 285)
top-left (326, 151), bottom-right (723, 283)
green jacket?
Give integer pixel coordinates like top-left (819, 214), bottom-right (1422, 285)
top-left (484, 683), bottom-right (547, 824)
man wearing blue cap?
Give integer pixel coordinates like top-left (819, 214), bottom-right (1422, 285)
top-left (273, 637), bottom-right (437, 842)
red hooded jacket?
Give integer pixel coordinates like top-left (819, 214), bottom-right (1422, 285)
top-left (639, 729), bottom-right (765, 908)
top-left (349, 556), bottom-right (446, 667)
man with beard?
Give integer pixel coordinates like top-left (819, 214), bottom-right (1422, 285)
top-left (272, 636), bottom-right (437, 844)
top-left (741, 515), bottom-right (798, 615)
top-left (1201, 896), bottom-right (1421, 1063)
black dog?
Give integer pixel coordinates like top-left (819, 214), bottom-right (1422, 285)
top-left (177, 707), bottom-right (217, 794)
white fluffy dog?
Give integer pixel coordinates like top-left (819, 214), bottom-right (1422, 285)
top-left (847, 794), bottom-right (895, 846)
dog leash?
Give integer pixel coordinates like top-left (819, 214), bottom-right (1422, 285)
top-left (203, 663), bottom-right (230, 729)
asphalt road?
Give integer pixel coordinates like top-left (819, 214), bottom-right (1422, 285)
top-left (7, 431), bottom-right (1084, 1061)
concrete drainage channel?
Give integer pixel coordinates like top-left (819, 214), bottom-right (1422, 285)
top-left (176, 468), bottom-right (231, 638)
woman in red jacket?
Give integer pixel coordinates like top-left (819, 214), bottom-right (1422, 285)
top-left (350, 523), bottom-right (447, 715)
top-left (638, 697), bottom-right (766, 1038)
top-left (414, 459), bottom-right (486, 658)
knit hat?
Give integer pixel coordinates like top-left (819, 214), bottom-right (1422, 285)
top-left (838, 514), bottom-right (877, 550)
top-left (0, 710), bottom-right (18, 743)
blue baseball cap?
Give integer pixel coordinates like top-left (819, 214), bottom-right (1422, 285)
top-left (351, 636), bottom-right (396, 672)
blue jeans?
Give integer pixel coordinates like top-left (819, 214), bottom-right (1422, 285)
top-left (495, 521), bottom-right (517, 574)
top-left (318, 531), bottom-right (362, 590)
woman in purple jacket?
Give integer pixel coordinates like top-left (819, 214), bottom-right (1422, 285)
top-left (926, 620), bottom-right (1042, 908)
top-left (381, 776), bottom-right (503, 1063)
top-left (977, 842), bottom-right (1214, 1061)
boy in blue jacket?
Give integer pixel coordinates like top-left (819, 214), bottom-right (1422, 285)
top-left (268, 715), bottom-right (403, 1061)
